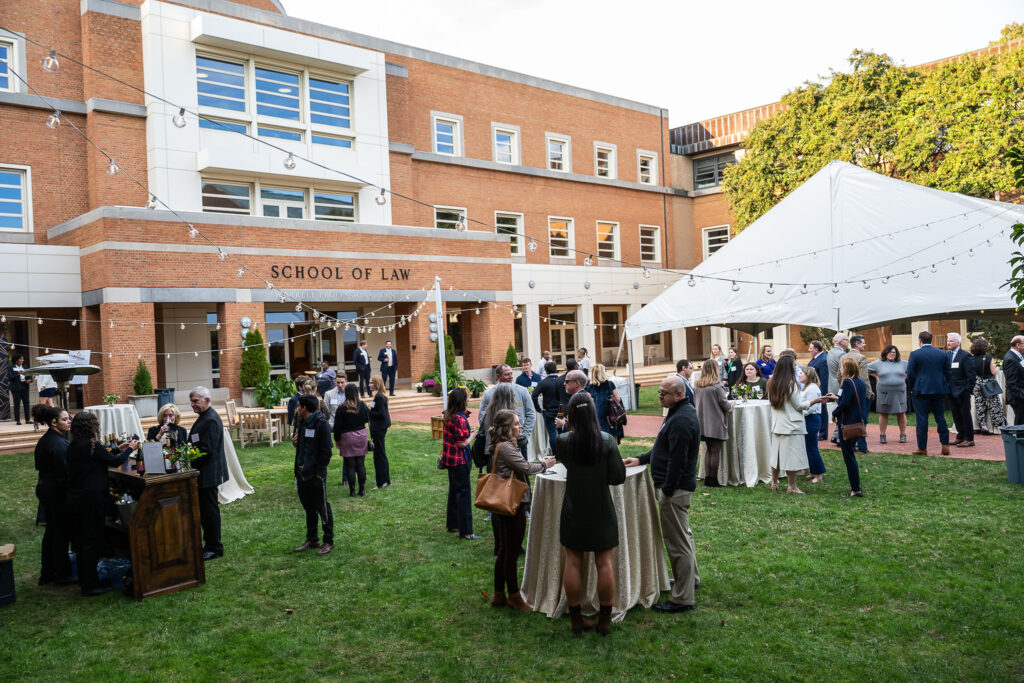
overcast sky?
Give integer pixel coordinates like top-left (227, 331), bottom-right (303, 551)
top-left (280, 0), bottom-right (1021, 125)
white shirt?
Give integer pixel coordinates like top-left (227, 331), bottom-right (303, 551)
top-left (800, 383), bottom-right (821, 416)
top-left (578, 356), bottom-right (591, 373)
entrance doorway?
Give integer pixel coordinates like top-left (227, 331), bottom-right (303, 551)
top-left (548, 309), bottom-right (577, 369)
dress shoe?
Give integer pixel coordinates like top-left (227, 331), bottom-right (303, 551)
top-left (54, 575), bottom-right (79, 586)
top-left (952, 439), bottom-right (965, 446)
top-left (879, 434), bottom-right (887, 444)
top-left (912, 449), bottom-right (928, 455)
top-left (567, 605), bottom-right (593, 632)
top-left (460, 534), bottom-right (482, 541)
top-left (202, 551), bottom-right (223, 561)
top-left (82, 586), bottom-right (113, 597)
top-left (293, 540), bottom-right (320, 553)
top-left (977, 428), bottom-right (992, 436)
top-left (506, 592), bottom-right (532, 612)
top-left (956, 441), bottom-right (975, 448)
top-left (652, 601), bottom-right (696, 613)
top-left (316, 543), bottom-right (333, 555)
top-left (841, 491), bottom-right (864, 498)
top-left (941, 445), bottom-right (950, 455)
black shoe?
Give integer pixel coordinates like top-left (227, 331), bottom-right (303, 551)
top-left (349, 489), bottom-right (356, 497)
top-left (460, 534), bottom-right (482, 540)
top-left (358, 489), bottom-right (364, 497)
top-left (841, 491), bottom-right (864, 498)
top-left (202, 551), bottom-right (223, 561)
top-left (54, 575), bottom-right (79, 586)
top-left (82, 586), bottom-right (113, 597)
top-left (652, 601), bottom-right (696, 613)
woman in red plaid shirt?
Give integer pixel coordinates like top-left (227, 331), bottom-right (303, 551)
top-left (442, 388), bottom-right (480, 540)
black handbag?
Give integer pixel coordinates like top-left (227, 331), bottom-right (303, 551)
top-left (979, 355), bottom-right (1002, 397)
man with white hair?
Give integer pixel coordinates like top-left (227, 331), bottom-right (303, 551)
top-left (479, 363), bottom-right (536, 458)
top-left (945, 332), bottom-right (976, 447)
top-left (188, 386), bottom-right (228, 561)
top-left (827, 333), bottom-right (849, 396)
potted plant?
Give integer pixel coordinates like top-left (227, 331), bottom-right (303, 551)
top-left (422, 378), bottom-right (438, 396)
top-left (102, 392), bottom-right (120, 406)
top-left (255, 375), bottom-right (296, 409)
top-left (465, 377), bottom-right (487, 399)
top-left (128, 358), bottom-right (158, 418)
top-left (414, 382), bottom-right (424, 393)
top-left (239, 328), bottom-right (270, 407)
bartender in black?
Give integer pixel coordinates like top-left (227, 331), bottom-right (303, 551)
top-left (32, 404), bottom-right (75, 586)
top-left (292, 394), bottom-right (335, 555)
top-left (188, 386), bottom-right (228, 561)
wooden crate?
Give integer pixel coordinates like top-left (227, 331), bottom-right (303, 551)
top-left (431, 415), bottom-right (444, 440)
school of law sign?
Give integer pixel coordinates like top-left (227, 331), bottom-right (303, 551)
top-left (269, 265), bottom-right (412, 281)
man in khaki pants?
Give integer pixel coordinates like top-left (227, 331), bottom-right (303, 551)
top-left (624, 375), bottom-right (701, 612)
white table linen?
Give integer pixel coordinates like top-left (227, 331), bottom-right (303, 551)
top-left (527, 418), bottom-right (548, 461)
top-left (218, 427), bottom-right (254, 504)
top-left (86, 404), bottom-right (144, 442)
top-left (698, 399), bottom-right (772, 487)
top-left (609, 375), bottom-right (633, 411)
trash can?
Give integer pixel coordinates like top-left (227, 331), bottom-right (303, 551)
top-left (999, 425), bottom-right (1024, 484)
top-left (0, 544), bottom-right (15, 607)
top-left (634, 383), bottom-right (641, 408)
top-left (155, 388), bottom-right (175, 409)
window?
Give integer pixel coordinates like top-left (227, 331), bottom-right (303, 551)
top-left (495, 212), bottom-right (524, 255)
top-left (258, 126), bottom-right (302, 141)
top-left (312, 134), bottom-right (352, 148)
top-left (432, 113), bottom-right (463, 156)
top-left (255, 66), bottom-right (301, 121)
top-left (637, 151), bottom-right (657, 184)
top-left (201, 180), bottom-right (251, 215)
top-left (492, 125), bottom-right (520, 165)
top-left (314, 191), bottom-right (355, 222)
top-left (891, 321), bottom-right (912, 335)
top-left (702, 225), bottom-right (730, 259)
top-left (600, 310), bottom-right (622, 347)
top-left (694, 152), bottom-right (735, 189)
top-left (594, 143), bottom-right (616, 178)
top-left (199, 118), bottom-right (248, 134)
top-left (596, 221), bottom-right (619, 261)
top-left (640, 225), bottom-right (660, 263)
top-left (309, 77), bottom-right (351, 129)
top-left (0, 41), bottom-right (12, 92)
top-left (261, 187), bottom-right (306, 219)
top-left (548, 217), bottom-right (573, 258)
top-left (547, 135), bottom-right (571, 172)
top-left (207, 312), bottom-right (220, 375)
top-left (434, 206), bottom-right (466, 230)
top-left (0, 165), bottom-right (30, 231)
top-left (196, 55), bottom-right (246, 112)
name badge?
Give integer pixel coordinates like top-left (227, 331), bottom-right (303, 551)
top-left (951, 362), bottom-right (960, 369)
top-left (190, 433), bottom-right (200, 444)
top-left (370, 402), bottom-right (376, 410)
top-left (837, 389), bottom-right (843, 397)
top-left (305, 429), bottom-right (315, 438)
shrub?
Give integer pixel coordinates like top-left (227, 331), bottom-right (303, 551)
top-left (132, 359), bottom-right (153, 395)
top-left (239, 329), bottom-right (271, 388)
top-left (254, 375), bottom-right (296, 409)
top-left (504, 342), bottom-right (519, 367)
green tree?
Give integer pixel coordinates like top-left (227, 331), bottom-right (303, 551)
top-left (798, 327), bottom-right (837, 351)
top-left (239, 329), bottom-right (270, 388)
top-left (132, 359), bottom-right (153, 395)
top-left (724, 36), bottom-right (1024, 230)
top-left (504, 342), bottom-right (519, 367)
top-left (967, 320), bottom-right (1022, 358)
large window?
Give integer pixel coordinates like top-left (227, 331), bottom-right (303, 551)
top-left (694, 152), bottom-right (736, 189)
top-left (547, 134), bottom-right (571, 172)
top-left (637, 151), bottom-right (657, 184)
top-left (309, 77), bottom-right (351, 129)
top-left (261, 187), bottom-right (306, 219)
top-left (196, 55), bottom-right (247, 112)
top-left (596, 221), bottom-right (619, 261)
top-left (201, 180), bottom-right (252, 215)
top-left (255, 66), bottom-right (301, 121)
top-left (201, 179), bottom-right (354, 222)
top-left (548, 217), bottom-right (573, 258)
top-left (434, 206), bottom-right (466, 230)
top-left (495, 212), bottom-right (523, 255)
top-left (640, 225), bottom-right (660, 263)
top-left (702, 225), bottom-right (730, 259)
top-left (0, 166), bottom-right (30, 232)
top-left (0, 41), bottom-right (13, 93)
top-left (314, 191), bottom-right (355, 222)
top-left (594, 143), bottom-right (616, 178)
top-left (432, 113), bottom-right (463, 156)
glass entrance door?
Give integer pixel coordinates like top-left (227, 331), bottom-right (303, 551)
top-left (548, 310), bottom-right (577, 369)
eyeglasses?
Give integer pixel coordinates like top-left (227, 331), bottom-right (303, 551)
top-left (657, 389), bottom-right (680, 396)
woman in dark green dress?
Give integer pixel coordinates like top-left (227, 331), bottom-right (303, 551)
top-left (554, 392), bottom-right (626, 636)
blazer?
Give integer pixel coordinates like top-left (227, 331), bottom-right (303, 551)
top-left (7, 363), bottom-right (29, 393)
top-left (807, 352), bottom-right (829, 398)
top-left (66, 439), bottom-right (129, 500)
top-left (769, 385), bottom-right (810, 435)
top-left (369, 390), bottom-right (391, 429)
top-left (188, 407), bottom-right (228, 489)
top-left (947, 347), bottom-right (977, 398)
top-left (833, 377), bottom-right (869, 426)
top-left (34, 429), bottom-right (69, 484)
top-left (693, 383), bottom-right (732, 441)
top-left (1003, 349), bottom-right (1024, 405)
top-left (294, 411), bottom-right (333, 481)
top-left (846, 349), bottom-right (874, 399)
top-left (907, 344), bottom-right (951, 396)
top-left (146, 423), bottom-right (188, 446)
top-left (532, 374), bottom-right (562, 418)
top-left (377, 347), bottom-right (398, 371)
top-left (353, 346), bottom-right (370, 372)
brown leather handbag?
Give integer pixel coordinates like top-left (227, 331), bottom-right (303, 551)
top-left (840, 380), bottom-right (867, 441)
top-left (474, 442), bottom-right (528, 516)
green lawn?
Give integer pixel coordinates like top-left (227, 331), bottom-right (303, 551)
top-left (2, 427), bottom-right (1023, 680)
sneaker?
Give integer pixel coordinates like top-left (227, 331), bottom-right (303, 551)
top-left (899, 434), bottom-right (907, 443)
top-left (879, 434), bottom-right (887, 444)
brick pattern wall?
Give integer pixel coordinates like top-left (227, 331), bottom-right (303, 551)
top-left (217, 301), bottom-right (266, 399)
top-left (93, 302), bottom-right (156, 404)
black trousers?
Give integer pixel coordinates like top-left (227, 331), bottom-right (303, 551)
top-left (297, 476), bottom-right (333, 545)
top-left (343, 456), bottom-right (366, 493)
top-left (358, 368), bottom-right (371, 396)
top-left (493, 506), bottom-right (527, 594)
top-left (36, 480), bottom-right (73, 581)
top-left (69, 493), bottom-right (106, 594)
top-left (370, 426), bottom-right (390, 487)
top-left (197, 486), bottom-right (223, 555)
top-left (10, 388), bottom-right (30, 423)
top-left (1013, 400), bottom-right (1024, 427)
top-left (947, 391), bottom-right (974, 441)
top-left (383, 366), bottom-right (396, 394)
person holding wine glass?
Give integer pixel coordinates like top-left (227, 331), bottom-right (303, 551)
top-left (766, 355), bottom-right (831, 494)
top-left (146, 403), bottom-right (188, 446)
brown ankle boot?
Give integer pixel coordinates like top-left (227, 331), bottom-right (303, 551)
top-left (506, 591), bottom-right (532, 612)
top-left (596, 605), bottom-right (613, 636)
top-left (490, 590), bottom-right (507, 607)
top-left (568, 605), bottom-right (594, 633)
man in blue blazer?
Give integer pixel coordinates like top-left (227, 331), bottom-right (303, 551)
top-left (906, 331), bottom-right (951, 455)
top-left (353, 340), bottom-right (371, 397)
top-left (807, 341), bottom-right (830, 440)
top-left (944, 332), bottom-right (976, 447)
top-left (378, 341), bottom-right (398, 396)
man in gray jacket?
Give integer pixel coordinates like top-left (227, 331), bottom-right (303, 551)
top-left (479, 363), bottom-right (536, 459)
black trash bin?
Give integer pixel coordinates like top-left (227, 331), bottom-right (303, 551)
top-left (155, 388), bottom-right (175, 409)
top-left (634, 383), bottom-right (641, 408)
top-left (999, 425), bottom-right (1024, 484)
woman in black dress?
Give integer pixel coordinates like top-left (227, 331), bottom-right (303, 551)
top-left (66, 411), bottom-right (138, 596)
top-left (554, 392), bottom-right (626, 635)
top-left (31, 404), bottom-right (75, 586)
top-left (369, 375), bottom-right (392, 489)
top-left (146, 403), bottom-right (188, 446)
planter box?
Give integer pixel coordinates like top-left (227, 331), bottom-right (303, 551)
top-left (128, 394), bottom-right (158, 418)
top-left (241, 387), bottom-right (257, 408)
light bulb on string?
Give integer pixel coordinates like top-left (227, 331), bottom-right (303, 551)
top-left (687, 276), bottom-right (696, 287)
top-left (474, 308), bottom-right (480, 315)
top-left (188, 225), bottom-right (198, 239)
top-left (45, 110), bottom-right (61, 129)
top-left (912, 270), bottom-right (919, 278)
top-left (278, 293), bottom-right (286, 303)
top-left (217, 249), bottom-right (226, 260)
top-left (951, 256), bottom-right (957, 265)
top-left (194, 351), bottom-right (199, 358)
top-left (527, 238), bottom-right (538, 252)
top-left (266, 281), bottom-right (274, 289)
top-left (800, 284), bottom-right (808, 294)
top-left (42, 49), bottom-right (59, 73)
top-left (216, 322), bottom-right (221, 331)
top-left (166, 353), bottom-right (171, 359)
top-left (180, 322), bottom-right (186, 330)
top-left (930, 264), bottom-right (937, 273)
top-left (146, 195), bottom-right (158, 210)
top-left (71, 319), bottom-right (77, 326)
top-left (0, 315), bottom-right (4, 322)
top-left (172, 108), bottom-right (187, 128)
top-left (109, 320), bottom-right (114, 328)
top-left (969, 248), bottom-right (975, 257)
top-left (236, 266), bottom-right (246, 278)
top-left (284, 153), bottom-right (296, 170)
top-left (584, 254), bottom-right (593, 267)
top-left (882, 276), bottom-right (890, 285)
top-left (642, 266), bottom-right (651, 279)
top-left (455, 216), bottom-right (467, 231)
top-left (105, 158), bottom-right (119, 176)
top-left (37, 317), bottom-right (42, 325)
top-left (862, 281), bottom-right (870, 290)
top-left (375, 189), bottom-right (387, 206)
top-left (295, 303), bottom-right (302, 312)
top-left (766, 283), bottom-right (775, 295)
top-left (44, 348), bottom-right (49, 354)
top-left (832, 283), bottom-right (840, 293)
top-left (731, 281), bottom-right (739, 292)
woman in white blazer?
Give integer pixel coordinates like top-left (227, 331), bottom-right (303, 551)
top-left (767, 355), bottom-right (831, 494)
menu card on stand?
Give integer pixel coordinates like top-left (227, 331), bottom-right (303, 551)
top-left (141, 442), bottom-right (166, 475)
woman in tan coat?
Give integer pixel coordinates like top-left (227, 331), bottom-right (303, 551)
top-left (693, 358), bottom-right (732, 487)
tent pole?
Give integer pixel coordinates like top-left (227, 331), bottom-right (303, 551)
top-left (614, 328), bottom-right (627, 370)
top-left (626, 333), bottom-right (636, 413)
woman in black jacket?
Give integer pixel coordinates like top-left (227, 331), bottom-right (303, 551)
top-left (369, 375), bottom-right (392, 489)
top-left (146, 403), bottom-right (189, 446)
top-left (66, 411), bottom-right (137, 596)
top-left (32, 404), bottom-right (75, 586)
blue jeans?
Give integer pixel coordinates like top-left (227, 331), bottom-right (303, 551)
top-left (446, 460), bottom-right (473, 536)
top-left (838, 434), bottom-right (861, 492)
top-left (817, 404), bottom-right (829, 440)
top-left (914, 394), bottom-right (949, 450)
top-left (544, 414), bottom-right (558, 455)
top-left (804, 413), bottom-right (826, 475)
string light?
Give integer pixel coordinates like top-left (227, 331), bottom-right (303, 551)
top-left (832, 283), bottom-right (840, 293)
top-left (687, 276), bottom-right (696, 287)
top-left (800, 284), bottom-right (808, 294)
top-left (642, 266), bottom-right (651, 279)
top-left (105, 158), bottom-right (119, 175)
top-left (236, 266), bottom-right (246, 277)
top-left (180, 322), bottom-right (186, 330)
top-left (527, 239), bottom-right (538, 252)
top-left (455, 216), bottom-right (467, 232)
top-left (295, 303), bottom-right (302, 312)
top-left (45, 110), bottom-right (60, 129)
top-left (172, 107), bottom-right (187, 128)
top-left (188, 225), bottom-right (198, 239)
top-left (766, 283), bottom-right (775, 295)
top-left (146, 195), bottom-right (158, 210)
top-left (731, 281), bottom-right (739, 292)
top-left (217, 249), bottom-right (226, 260)
top-left (42, 49), bottom-right (59, 73)
top-left (912, 271), bottom-right (919, 278)
top-left (216, 323), bottom-right (221, 331)
top-left (862, 281), bottom-right (870, 290)
top-left (284, 153), bottom-right (296, 170)
top-left (951, 256), bottom-right (958, 265)
top-left (375, 189), bottom-right (387, 206)
top-left (584, 254), bottom-right (594, 267)
top-left (930, 264), bottom-right (937, 273)
top-left (71, 319), bottom-right (77, 326)
top-left (109, 320), bottom-right (114, 328)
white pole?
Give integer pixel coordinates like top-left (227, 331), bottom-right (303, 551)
top-left (435, 276), bottom-right (448, 411)
top-left (626, 333), bottom-right (636, 412)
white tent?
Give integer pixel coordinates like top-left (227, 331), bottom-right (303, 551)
top-left (626, 161), bottom-right (1024, 339)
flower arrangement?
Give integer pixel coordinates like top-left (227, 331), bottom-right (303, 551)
top-left (164, 442), bottom-right (205, 471)
top-left (733, 383), bottom-right (754, 401)
top-left (102, 393), bottom-right (120, 406)
top-left (422, 379), bottom-right (438, 390)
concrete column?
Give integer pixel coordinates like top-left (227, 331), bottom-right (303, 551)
top-left (627, 303), bottom-right (646, 367)
top-left (670, 327), bottom-right (687, 364)
top-left (578, 303), bottom-right (596, 359)
top-left (772, 324), bottom-right (789, 351)
top-left (97, 302), bottom-right (156, 403)
top-left (217, 301), bottom-right (265, 400)
top-left (524, 302), bottom-right (542, 364)
top-left (710, 326), bottom-right (730, 352)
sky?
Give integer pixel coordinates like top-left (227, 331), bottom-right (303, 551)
top-left (279, 0), bottom-right (1021, 125)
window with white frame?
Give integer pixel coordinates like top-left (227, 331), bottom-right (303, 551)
top-left (0, 165), bottom-right (30, 232)
top-left (492, 125), bottom-right (520, 165)
top-left (434, 206), bottom-right (466, 230)
top-left (639, 225), bottom-right (660, 263)
top-left (0, 41), bottom-right (14, 93)
top-left (596, 221), bottom-right (619, 260)
top-left (255, 66), bottom-right (301, 121)
top-left (495, 212), bottom-right (524, 255)
top-left (261, 187), bottom-right (306, 219)
top-left (594, 143), bottom-right (616, 179)
top-left (432, 113), bottom-right (463, 156)
top-left (196, 55), bottom-right (247, 112)
top-left (546, 135), bottom-right (571, 172)
top-left (200, 179), bottom-right (356, 222)
top-left (309, 77), bottom-right (351, 129)
top-left (702, 225), bottom-right (730, 259)
top-left (637, 151), bottom-right (657, 184)
top-left (694, 152), bottom-right (736, 189)
top-left (199, 118), bottom-right (248, 134)
top-left (314, 191), bottom-right (355, 222)
top-left (548, 217), bottom-right (573, 258)
top-left (202, 180), bottom-right (252, 215)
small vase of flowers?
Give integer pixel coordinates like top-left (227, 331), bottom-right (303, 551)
top-left (102, 393), bottom-right (120, 406)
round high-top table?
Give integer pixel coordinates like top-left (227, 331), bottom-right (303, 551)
top-left (698, 399), bottom-right (773, 487)
top-left (85, 404), bottom-right (144, 442)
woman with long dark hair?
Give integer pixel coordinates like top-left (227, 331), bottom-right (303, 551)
top-left (724, 348), bottom-right (743, 388)
top-left (555, 392), bottom-right (625, 635)
top-left (767, 355), bottom-right (830, 493)
top-left (332, 383), bottom-right (370, 497)
top-left (440, 388), bottom-right (478, 540)
top-left (66, 411), bottom-right (137, 596)
top-left (32, 404), bottom-right (75, 586)
top-left (369, 375), bottom-right (392, 488)
top-left (970, 337), bottom-right (1006, 435)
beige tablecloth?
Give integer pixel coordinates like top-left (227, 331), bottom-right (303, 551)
top-left (85, 404), bottom-right (144, 442)
top-left (219, 427), bottom-right (254, 505)
top-left (698, 399), bottom-right (772, 487)
top-left (527, 418), bottom-right (548, 461)
top-left (520, 463), bottom-right (670, 623)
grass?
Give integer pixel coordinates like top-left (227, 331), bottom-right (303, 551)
top-left (2, 427), bottom-right (1023, 680)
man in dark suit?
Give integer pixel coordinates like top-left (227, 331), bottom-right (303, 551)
top-left (675, 359), bottom-right (695, 403)
top-left (377, 341), bottom-right (397, 396)
top-left (353, 340), bottom-right (371, 397)
top-left (906, 331), bottom-right (951, 456)
top-left (807, 341), bottom-right (830, 440)
top-left (188, 386), bottom-right (228, 561)
top-left (1003, 335), bottom-right (1024, 426)
top-left (944, 332), bottom-right (977, 447)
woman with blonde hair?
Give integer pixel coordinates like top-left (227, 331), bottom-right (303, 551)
top-left (766, 355), bottom-right (830, 493)
top-left (586, 363), bottom-right (623, 442)
top-left (147, 403), bottom-right (188, 446)
top-left (694, 358), bottom-right (732, 487)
